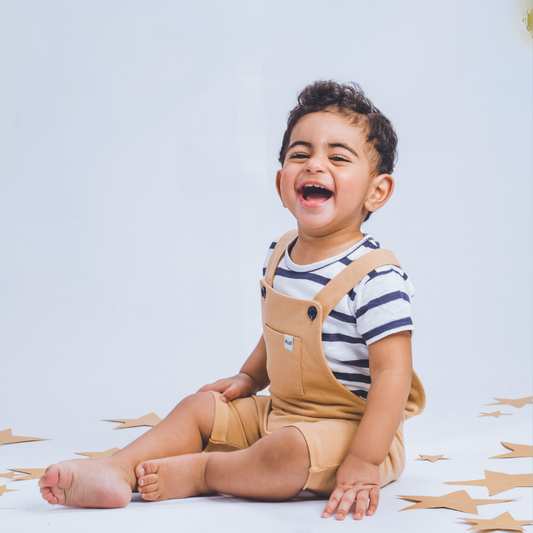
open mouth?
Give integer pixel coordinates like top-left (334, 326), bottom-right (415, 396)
top-left (299, 184), bottom-right (333, 204)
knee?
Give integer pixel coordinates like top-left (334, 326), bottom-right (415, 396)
top-left (260, 428), bottom-right (310, 475)
top-left (178, 391), bottom-right (214, 411)
top-left (176, 392), bottom-right (215, 442)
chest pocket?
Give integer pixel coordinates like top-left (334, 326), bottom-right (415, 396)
top-left (263, 324), bottom-right (303, 396)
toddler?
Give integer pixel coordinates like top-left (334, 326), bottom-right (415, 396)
top-left (39, 80), bottom-right (425, 521)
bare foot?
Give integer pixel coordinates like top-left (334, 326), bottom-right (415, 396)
top-left (39, 458), bottom-right (136, 508)
top-left (136, 454), bottom-right (211, 502)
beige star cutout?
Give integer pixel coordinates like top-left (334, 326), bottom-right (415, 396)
top-left (459, 511), bottom-right (532, 532)
top-left (0, 485), bottom-right (18, 496)
top-left (75, 448), bottom-right (120, 459)
top-left (446, 470), bottom-right (533, 496)
top-left (479, 411), bottom-right (512, 418)
top-left (104, 413), bottom-right (162, 429)
top-left (0, 428), bottom-right (47, 447)
top-left (0, 472), bottom-right (15, 479)
top-left (397, 490), bottom-right (513, 514)
top-left (490, 442), bottom-right (533, 459)
top-left (9, 468), bottom-right (46, 481)
top-left (417, 454), bottom-right (450, 463)
top-left (487, 397), bottom-right (533, 409)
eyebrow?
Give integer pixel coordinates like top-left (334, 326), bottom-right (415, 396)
top-left (288, 141), bottom-right (359, 157)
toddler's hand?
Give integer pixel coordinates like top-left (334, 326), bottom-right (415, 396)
top-left (322, 452), bottom-right (380, 521)
top-left (197, 373), bottom-right (258, 402)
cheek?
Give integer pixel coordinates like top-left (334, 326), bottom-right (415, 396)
top-left (276, 175), bottom-right (291, 204)
top-left (279, 173), bottom-right (295, 194)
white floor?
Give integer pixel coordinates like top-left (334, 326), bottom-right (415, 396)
top-left (1, 395), bottom-right (531, 533)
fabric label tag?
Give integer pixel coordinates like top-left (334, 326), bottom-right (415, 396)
top-left (284, 334), bottom-right (294, 351)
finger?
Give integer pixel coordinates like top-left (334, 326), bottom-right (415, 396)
top-left (353, 489), bottom-right (369, 520)
top-left (220, 385), bottom-right (239, 402)
top-left (366, 487), bottom-right (380, 516)
top-left (198, 381), bottom-right (227, 394)
top-left (322, 488), bottom-right (344, 518)
top-left (336, 490), bottom-right (357, 521)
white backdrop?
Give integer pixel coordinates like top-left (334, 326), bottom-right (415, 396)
top-left (1, 0), bottom-right (531, 473)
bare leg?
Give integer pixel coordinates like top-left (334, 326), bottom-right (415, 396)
top-left (136, 427), bottom-right (310, 502)
top-left (39, 392), bottom-right (215, 508)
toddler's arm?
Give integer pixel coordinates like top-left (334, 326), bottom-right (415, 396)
top-left (198, 335), bottom-right (270, 402)
top-left (322, 330), bottom-right (412, 521)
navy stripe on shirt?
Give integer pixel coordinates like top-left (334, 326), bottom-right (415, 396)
top-left (275, 268), bottom-right (331, 286)
top-left (338, 359), bottom-right (369, 368)
top-left (329, 309), bottom-right (357, 324)
top-left (363, 317), bottom-right (413, 342)
top-left (333, 371), bottom-right (371, 384)
top-left (366, 268), bottom-right (408, 283)
top-left (356, 291), bottom-right (411, 319)
top-left (322, 333), bottom-right (366, 344)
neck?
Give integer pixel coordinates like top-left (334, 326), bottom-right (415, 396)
top-left (290, 225), bottom-right (365, 265)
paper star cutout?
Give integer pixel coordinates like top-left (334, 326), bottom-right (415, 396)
top-left (397, 490), bottom-right (513, 514)
top-left (75, 448), bottom-right (120, 459)
top-left (0, 485), bottom-right (18, 496)
top-left (417, 454), bottom-right (450, 463)
top-left (487, 397), bottom-right (533, 409)
top-left (459, 511), bottom-right (532, 532)
top-left (9, 468), bottom-right (46, 481)
top-left (490, 442), bottom-right (533, 459)
top-left (104, 413), bottom-right (162, 429)
top-left (446, 470), bottom-right (533, 496)
top-left (0, 428), bottom-right (47, 447)
top-left (0, 472), bottom-right (15, 479)
top-left (479, 411), bottom-right (512, 418)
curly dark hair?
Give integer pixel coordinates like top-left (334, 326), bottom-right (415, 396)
top-left (278, 80), bottom-right (398, 178)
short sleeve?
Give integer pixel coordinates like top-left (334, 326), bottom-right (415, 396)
top-left (351, 265), bottom-right (415, 344)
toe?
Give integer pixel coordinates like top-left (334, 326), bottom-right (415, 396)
top-left (141, 480), bottom-right (160, 492)
top-left (136, 461), bottom-right (158, 479)
top-left (41, 489), bottom-right (58, 504)
top-left (135, 464), bottom-right (145, 478)
top-left (39, 465), bottom-right (60, 488)
top-left (138, 474), bottom-right (158, 487)
top-left (141, 489), bottom-right (159, 501)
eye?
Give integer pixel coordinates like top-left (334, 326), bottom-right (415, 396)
top-left (330, 155), bottom-right (350, 162)
top-left (289, 152), bottom-right (309, 159)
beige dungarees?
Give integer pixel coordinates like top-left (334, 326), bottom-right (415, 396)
top-left (205, 230), bottom-right (426, 496)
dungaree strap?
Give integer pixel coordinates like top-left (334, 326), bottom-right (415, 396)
top-left (264, 231), bottom-right (402, 323)
top-left (314, 249), bottom-right (401, 324)
top-left (264, 229), bottom-right (298, 286)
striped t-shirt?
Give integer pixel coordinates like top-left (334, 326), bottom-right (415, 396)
top-left (263, 234), bottom-right (414, 399)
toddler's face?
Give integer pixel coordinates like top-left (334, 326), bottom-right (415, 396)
top-left (276, 112), bottom-right (377, 236)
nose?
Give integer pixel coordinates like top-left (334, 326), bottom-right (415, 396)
top-left (305, 154), bottom-right (326, 173)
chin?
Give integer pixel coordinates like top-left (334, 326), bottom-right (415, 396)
top-left (297, 222), bottom-right (334, 235)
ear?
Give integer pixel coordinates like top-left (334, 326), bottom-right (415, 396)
top-left (364, 174), bottom-right (394, 214)
top-left (275, 170), bottom-right (286, 207)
